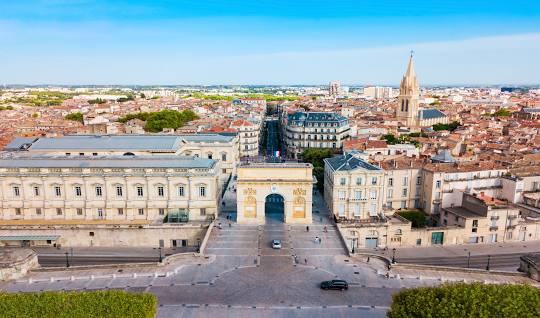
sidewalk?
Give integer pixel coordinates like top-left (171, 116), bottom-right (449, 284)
top-left (359, 240), bottom-right (540, 259)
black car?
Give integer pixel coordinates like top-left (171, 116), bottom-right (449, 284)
top-left (320, 280), bottom-right (348, 290)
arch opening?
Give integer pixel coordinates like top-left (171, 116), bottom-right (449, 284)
top-left (265, 193), bottom-right (284, 222)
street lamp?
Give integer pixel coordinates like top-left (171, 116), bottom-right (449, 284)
top-left (351, 238), bottom-right (356, 254)
top-left (65, 251), bottom-right (70, 268)
top-left (467, 251), bottom-right (471, 268)
top-left (486, 255), bottom-right (491, 271)
top-left (197, 238), bottom-right (201, 253)
top-left (158, 247), bottom-right (163, 263)
top-left (391, 248), bottom-right (396, 264)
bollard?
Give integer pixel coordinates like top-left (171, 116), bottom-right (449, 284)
top-left (154, 272), bottom-right (159, 278)
top-left (112, 274), bottom-right (116, 279)
top-left (28, 278), bottom-right (33, 284)
top-left (132, 273), bottom-right (137, 279)
top-left (50, 277), bottom-right (55, 282)
top-left (70, 276), bottom-right (75, 281)
top-left (90, 275), bottom-right (95, 280)
top-left (395, 274), bottom-right (400, 280)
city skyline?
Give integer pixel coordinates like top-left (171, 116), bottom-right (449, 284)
top-left (1, 1), bottom-right (540, 85)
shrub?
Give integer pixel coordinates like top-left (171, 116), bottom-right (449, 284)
top-left (387, 283), bottom-right (540, 318)
top-left (0, 290), bottom-right (157, 318)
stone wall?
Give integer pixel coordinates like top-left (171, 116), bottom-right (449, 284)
top-left (0, 248), bottom-right (39, 281)
top-left (0, 224), bottom-right (208, 248)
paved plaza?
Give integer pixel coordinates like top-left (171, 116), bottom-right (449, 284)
top-left (1, 188), bottom-right (536, 317)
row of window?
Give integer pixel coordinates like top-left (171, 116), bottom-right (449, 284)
top-left (337, 202), bottom-right (378, 217)
top-left (10, 185), bottom-right (207, 198)
top-left (387, 176), bottom-right (422, 187)
top-left (338, 189), bottom-right (379, 200)
top-left (339, 176), bottom-right (379, 186)
top-left (12, 208), bottom-right (207, 217)
top-left (66, 151), bottom-right (229, 162)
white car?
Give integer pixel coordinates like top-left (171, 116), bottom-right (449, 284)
top-left (272, 239), bottom-right (282, 249)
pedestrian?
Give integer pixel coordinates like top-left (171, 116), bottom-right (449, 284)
top-left (228, 222), bottom-right (231, 228)
top-left (320, 217), bottom-right (323, 222)
top-left (315, 236), bottom-right (319, 243)
top-left (319, 237), bottom-right (322, 244)
top-left (323, 226), bottom-right (327, 233)
top-left (218, 222), bottom-right (222, 229)
top-left (306, 226), bottom-right (309, 232)
top-left (304, 258), bottom-right (308, 264)
top-left (367, 256), bottom-right (370, 263)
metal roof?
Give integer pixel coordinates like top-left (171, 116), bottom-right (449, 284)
top-left (10, 134), bottom-right (235, 152)
top-left (0, 235), bottom-right (60, 241)
top-left (0, 155), bottom-right (216, 169)
top-left (4, 137), bottom-right (37, 151)
top-left (324, 154), bottom-right (382, 172)
top-left (420, 109), bottom-right (447, 119)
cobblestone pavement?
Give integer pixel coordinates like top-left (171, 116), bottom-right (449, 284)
top-left (1, 189), bottom-right (535, 317)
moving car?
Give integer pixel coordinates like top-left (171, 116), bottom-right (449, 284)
top-left (320, 280), bottom-right (348, 290)
top-left (272, 239), bottom-right (282, 249)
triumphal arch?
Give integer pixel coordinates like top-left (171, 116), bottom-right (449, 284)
top-left (236, 163), bottom-right (314, 224)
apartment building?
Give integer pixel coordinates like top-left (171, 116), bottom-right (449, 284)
top-left (284, 112), bottom-right (350, 159)
top-left (324, 153), bottom-right (385, 220)
top-left (231, 119), bottom-right (260, 157)
top-left (380, 158), bottom-right (424, 211)
top-left (421, 162), bottom-right (507, 222)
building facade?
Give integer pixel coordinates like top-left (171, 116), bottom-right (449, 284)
top-left (284, 112), bottom-right (350, 159)
top-left (0, 155), bottom-right (220, 223)
top-left (236, 163), bottom-right (314, 224)
top-left (231, 119), bottom-right (260, 158)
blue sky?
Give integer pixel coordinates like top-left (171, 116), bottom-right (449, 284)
top-left (1, 0), bottom-right (539, 85)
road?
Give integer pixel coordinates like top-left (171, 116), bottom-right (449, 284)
top-left (32, 246), bottom-right (195, 267)
top-left (265, 119), bottom-right (281, 157)
top-left (395, 253), bottom-right (523, 271)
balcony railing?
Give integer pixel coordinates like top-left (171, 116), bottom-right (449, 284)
top-left (489, 226), bottom-right (498, 231)
top-left (490, 216), bottom-right (500, 221)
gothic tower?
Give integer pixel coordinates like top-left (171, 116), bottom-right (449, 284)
top-left (396, 53), bottom-right (420, 126)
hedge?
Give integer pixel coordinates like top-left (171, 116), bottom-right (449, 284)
top-left (387, 283), bottom-right (540, 318)
top-left (0, 290), bottom-right (157, 318)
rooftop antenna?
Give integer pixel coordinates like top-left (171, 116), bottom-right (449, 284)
top-left (410, 50), bottom-right (414, 58)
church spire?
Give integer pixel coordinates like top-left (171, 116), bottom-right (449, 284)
top-left (400, 52), bottom-right (419, 96)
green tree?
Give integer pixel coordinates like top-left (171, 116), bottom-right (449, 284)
top-left (64, 112), bottom-right (84, 124)
top-left (88, 98), bottom-right (106, 104)
top-left (301, 148), bottom-right (333, 191)
top-left (32, 113), bottom-right (39, 118)
top-left (144, 109), bottom-right (199, 132)
top-left (492, 108), bottom-right (512, 117)
top-left (432, 121), bottom-right (460, 132)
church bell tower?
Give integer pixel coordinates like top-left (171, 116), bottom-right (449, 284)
top-left (396, 52), bottom-right (420, 126)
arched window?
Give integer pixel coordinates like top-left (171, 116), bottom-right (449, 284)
top-left (123, 152), bottom-right (135, 156)
top-left (401, 100), bottom-right (405, 112)
top-left (405, 100), bottom-right (409, 112)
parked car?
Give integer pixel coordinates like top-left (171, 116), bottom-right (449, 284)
top-left (272, 239), bottom-right (282, 249)
top-left (320, 280), bottom-right (348, 290)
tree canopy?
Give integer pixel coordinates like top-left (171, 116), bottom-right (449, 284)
top-left (301, 148), bottom-right (333, 191)
top-left (432, 121), bottom-right (461, 132)
top-left (492, 108), bottom-right (513, 117)
top-left (117, 109), bottom-right (198, 133)
top-left (64, 112), bottom-right (84, 124)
